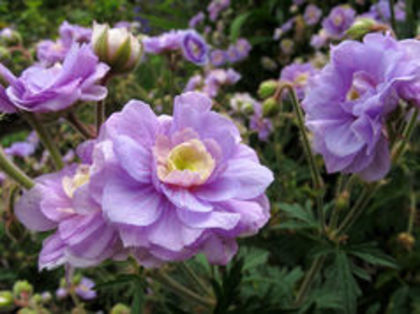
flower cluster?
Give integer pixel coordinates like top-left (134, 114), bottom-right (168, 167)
top-left (303, 33), bottom-right (420, 181)
top-left (16, 92), bottom-right (273, 268)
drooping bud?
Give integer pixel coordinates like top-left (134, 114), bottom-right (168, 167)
top-left (0, 291), bottom-right (13, 309)
top-left (336, 190), bottom-right (350, 210)
top-left (92, 22), bottom-right (142, 74)
top-left (13, 281), bottom-right (33, 298)
top-left (258, 80), bottom-right (278, 99)
top-left (346, 18), bottom-right (377, 40)
top-left (111, 303), bottom-right (131, 314)
top-left (262, 97), bottom-right (279, 118)
top-left (397, 232), bottom-right (415, 251)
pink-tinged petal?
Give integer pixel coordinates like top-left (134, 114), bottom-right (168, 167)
top-left (176, 208), bottom-right (240, 230)
top-left (100, 100), bottom-right (159, 147)
top-left (161, 184), bottom-right (213, 212)
top-left (39, 233), bottom-right (66, 270)
top-left (174, 92), bottom-right (212, 117)
top-left (148, 202), bottom-right (203, 251)
top-left (113, 135), bottom-right (152, 183)
top-left (358, 137), bottom-right (390, 182)
top-left (201, 235), bottom-right (238, 265)
top-left (195, 177), bottom-right (239, 201)
top-left (219, 197), bottom-right (270, 236)
top-left (58, 212), bottom-right (102, 244)
top-left (79, 85), bottom-right (107, 102)
top-left (118, 225), bottom-right (151, 247)
top-left (72, 183), bottom-right (99, 215)
top-left (216, 159), bottom-right (274, 200)
top-left (103, 174), bottom-right (163, 226)
top-left (15, 185), bottom-right (57, 231)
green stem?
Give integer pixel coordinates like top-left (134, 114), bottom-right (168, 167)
top-left (408, 191), bottom-right (416, 234)
top-left (96, 99), bottom-right (105, 134)
top-left (179, 263), bottom-right (211, 296)
top-left (0, 146), bottom-right (34, 189)
top-left (23, 113), bottom-right (64, 170)
top-left (150, 271), bottom-right (215, 308)
top-left (294, 256), bottom-right (326, 307)
top-left (389, 0), bottom-right (397, 32)
top-left (285, 85), bottom-right (325, 229)
top-left (67, 112), bottom-right (95, 139)
top-left (392, 108), bottom-right (419, 163)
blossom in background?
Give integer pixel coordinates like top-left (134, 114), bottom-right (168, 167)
top-left (91, 92), bottom-right (273, 265)
top-left (280, 62), bottom-right (317, 100)
top-left (184, 74), bottom-right (203, 92)
top-left (189, 11), bottom-right (205, 28)
top-left (322, 5), bottom-right (356, 39)
top-left (55, 277), bottom-right (97, 300)
top-left (229, 92), bottom-right (256, 114)
top-left (203, 68), bottom-right (241, 97)
top-left (273, 18), bottom-right (295, 40)
top-left (15, 148), bottom-right (124, 269)
top-left (207, 0), bottom-right (230, 21)
top-left (4, 132), bottom-right (39, 158)
top-left (181, 30), bottom-right (208, 65)
top-left (304, 4), bottom-right (322, 26)
top-left (37, 21), bottom-right (91, 66)
top-left (250, 101), bottom-right (273, 141)
top-left (303, 33), bottom-right (420, 181)
top-left (0, 44), bottom-right (109, 113)
top-left (234, 38), bottom-right (252, 60)
top-left (209, 49), bottom-right (227, 67)
top-left (143, 30), bottom-right (185, 54)
top-left (368, 0), bottom-right (405, 23)
top-left (280, 39), bottom-right (294, 55)
top-left (310, 29), bottom-right (329, 49)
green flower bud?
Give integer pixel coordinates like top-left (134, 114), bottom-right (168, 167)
top-left (72, 274), bottom-right (82, 286)
top-left (31, 293), bottom-right (42, 305)
top-left (262, 97), bottom-right (279, 118)
top-left (336, 191), bottom-right (349, 210)
top-left (242, 101), bottom-right (254, 115)
top-left (92, 23), bottom-right (143, 74)
top-left (346, 18), bottom-right (376, 40)
top-left (17, 308), bottom-right (36, 314)
top-left (13, 281), bottom-right (33, 298)
top-left (0, 46), bottom-right (11, 60)
top-left (0, 28), bottom-right (22, 46)
top-left (258, 80), bottom-right (278, 99)
top-left (0, 291), bottom-right (13, 308)
top-left (111, 303), bottom-right (131, 314)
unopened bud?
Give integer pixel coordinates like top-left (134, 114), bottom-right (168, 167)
top-left (258, 80), bottom-right (278, 99)
top-left (0, 291), bottom-right (13, 308)
top-left (13, 281), bottom-right (33, 298)
top-left (242, 102), bottom-right (254, 115)
top-left (336, 191), bottom-right (350, 210)
top-left (111, 303), bottom-right (131, 314)
top-left (92, 23), bottom-right (143, 74)
top-left (397, 232), bottom-right (415, 251)
top-left (0, 47), bottom-right (11, 60)
top-left (262, 97), bottom-right (279, 118)
top-left (0, 28), bottom-right (22, 46)
top-left (346, 18), bottom-right (376, 40)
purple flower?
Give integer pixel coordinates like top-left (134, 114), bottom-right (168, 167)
top-left (184, 74), bottom-right (203, 92)
top-left (189, 11), bottom-right (205, 28)
top-left (59, 21), bottom-right (91, 47)
top-left (92, 92), bottom-right (273, 265)
top-left (369, 0), bottom-right (406, 23)
top-left (310, 29), bottom-right (329, 50)
top-left (302, 33), bottom-right (420, 181)
top-left (0, 28), bottom-right (13, 40)
top-left (143, 30), bottom-right (185, 54)
top-left (250, 102), bottom-right (273, 141)
top-left (207, 0), bottom-right (230, 21)
top-left (55, 287), bottom-right (68, 299)
top-left (75, 277), bottom-right (97, 300)
top-left (209, 49), bottom-right (227, 67)
top-left (0, 44), bottom-right (109, 113)
top-left (226, 45), bottom-right (240, 63)
top-left (181, 30), bottom-right (208, 65)
top-left (15, 149), bottom-right (124, 269)
top-left (280, 62), bottom-right (317, 100)
top-left (203, 68), bottom-right (241, 97)
top-left (234, 38), bottom-right (252, 60)
top-left (322, 5), bottom-right (356, 39)
top-left (304, 4), bottom-right (322, 26)
top-left (4, 131), bottom-right (38, 158)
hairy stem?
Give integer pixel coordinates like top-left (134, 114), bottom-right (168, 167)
top-left (0, 147), bottom-right (34, 189)
top-left (67, 112), bottom-right (95, 139)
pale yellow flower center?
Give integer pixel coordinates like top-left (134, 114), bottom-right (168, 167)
top-left (62, 165), bottom-right (90, 198)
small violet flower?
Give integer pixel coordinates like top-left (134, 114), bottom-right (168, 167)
top-left (280, 62), bottom-right (317, 100)
top-left (322, 5), bottom-right (356, 39)
top-left (304, 4), bottom-right (322, 26)
top-left (181, 30), bottom-right (208, 65)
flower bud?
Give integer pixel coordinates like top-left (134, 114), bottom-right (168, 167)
top-left (397, 232), bottom-right (415, 251)
top-left (346, 18), bottom-right (376, 40)
top-left (13, 281), bottom-right (33, 298)
top-left (262, 97), bottom-right (279, 118)
top-left (17, 308), bottom-right (37, 314)
top-left (0, 28), bottom-right (22, 46)
top-left (336, 191), bottom-right (349, 210)
top-left (0, 291), bottom-right (13, 308)
top-left (92, 22), bottom-right (142, 74)
top-left (258, 80), bottom-right (278, 99)
top-left (111, 303), bottom-right (131, 314)
top-left (0, 46), bottom-right (11, 60)
top-left (242, 102), bottom-right (254, 115)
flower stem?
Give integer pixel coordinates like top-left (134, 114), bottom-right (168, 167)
top-left (179, 262), bottom-right (212, 296)
top-left (0, 146), bottom-right (34, 189)
top-left (67, 112), bottom-right (95, 139)
top-left (389, 0), bottom-right (397, 32)
top-left (392, 108), bottom-right (419, 163)
top-left (283, 85), bottom-right (325, 229)
top-left (23, 113), bottom-right (64, 170)
top-left (96, 99), bottom-right (105, 134)
top-left (150, 271), bottom-right (215, 308)
top-left (294, 255), bottom-right (326, 307)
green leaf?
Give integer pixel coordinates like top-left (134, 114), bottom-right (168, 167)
top-left (347, 243), bottom-right (398, 269)
top-left (277, 202), bottom-right (319, 229)
top-left (240, 247), bottom-right (270, 271)
top-left (230, 12), bottom-right (251, 41)
top-left (131, 277), bottom-right (145, 314)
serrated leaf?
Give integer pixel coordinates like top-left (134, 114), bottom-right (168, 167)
top-left (277, 202), bottom-right (319, 228)
top-left (241, 248), bottom-right (269, 271)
